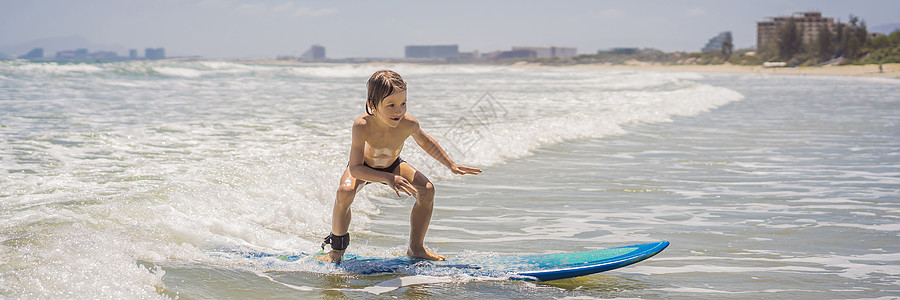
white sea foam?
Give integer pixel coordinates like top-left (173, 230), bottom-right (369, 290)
top-left (3, 61), bottom-right (104, 74)
top-left (152, 66), bottom-right (203, 78)
top-left (406, 80), bottom-right (745, 171)
top-left (0, 223), bottom-right (167, 299)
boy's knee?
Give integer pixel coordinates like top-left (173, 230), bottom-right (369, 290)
top-left (417, 182), bottom-right (435, 201)
top-left (336, 185), bottom-right (357, 206)
top-left (424, 182), bottom-right (435, 195)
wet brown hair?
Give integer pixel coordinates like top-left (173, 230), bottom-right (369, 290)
top-left (366, 70), bottom-right (407, 115)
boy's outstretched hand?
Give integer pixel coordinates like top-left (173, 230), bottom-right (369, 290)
top-left (450, 164), bottom-right (482, 175)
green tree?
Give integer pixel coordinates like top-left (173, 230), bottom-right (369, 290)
top-left (776, 17), bottom-right (803, 60)
top-left (838, 15), bottom-right (868, 62)
top-left (870, 34), bottom-right (890, 49)
top-left (855, 19), bottom-right (868, 47)
top-left (833, 21), bottom-right (845, 55)
top-left (815, 25), bottom-right (834, 62)
top-left (845, 33), bottom-right (861, 61)
top-left (721, 33), bottom-right (734, 60)
top-left (863, 31), bottom-right (900, 64)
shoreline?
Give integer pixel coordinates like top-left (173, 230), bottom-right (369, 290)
top-left (247, 59), bottom-right (900, 79)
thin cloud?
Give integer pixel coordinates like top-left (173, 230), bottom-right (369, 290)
top-left (234, 3), bottom-right (267, 13)
top-left (273, 2), bottom-right (294, 13)
top-left (243, 2), bottom-right (337, 17)
top-left (685, 8), bottom-right (706, 17)
top-left (598, 8), bottom-right (625, 19)
top-left (292, 6), bottom-right (337, 17)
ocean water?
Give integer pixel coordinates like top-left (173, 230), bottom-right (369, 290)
top-left (1, 60), bottom-right (898, 299)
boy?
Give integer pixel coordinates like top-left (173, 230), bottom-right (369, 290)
top-left (318, 70), bottom-right (482, 264)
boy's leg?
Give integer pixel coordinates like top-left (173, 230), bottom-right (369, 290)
top-left (332, 167), bottom-right (365, 235)
top-left (396, 162), bottom-right (445, 261)
top-left (318, 167), bottom-right (364, 263)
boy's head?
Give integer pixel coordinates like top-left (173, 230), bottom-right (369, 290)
top-left (366, 70), bottom-right (407, 115)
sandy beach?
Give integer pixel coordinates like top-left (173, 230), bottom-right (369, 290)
top-left (567, 62), bottom-right (900, 79)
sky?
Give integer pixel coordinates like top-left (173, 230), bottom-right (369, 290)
top-left (1, 0), bottom-right (898, 58)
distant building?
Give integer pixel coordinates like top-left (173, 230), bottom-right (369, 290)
top-left (480, 51), bottom-right (500, 59)
top-left (512, 46), bottom-right (577, 58)
top-left (458, 50), bottom-right (479, 59)
top-left (555, 47), bottom-right (577, 58)
top-left (598, 48), bottom-right (639, 55)
top-left (405, 45), bottom-right (459, 59)
top-left (702, 31), bottom-right (732, 52)
top-left (129, 49), bottom-right (138, 59)
top-left (757, 11), bottom-right (835, 51)
top-left (18, 48), bottom-right (44, 60)
top-left (89, 51), bottom-right (119, 60)
top-left (54, 48), bottom-right (126, 61)
top-left (496, 49), bottom-right (536, 59)
top-left (145, 48), bottom-right (165, 60)
top-left (478, 46), bottom-right (576, 60)
top-left (301, 45), bottom-right (326, 61)
top-left (56, 48), bottom-right (88, 60)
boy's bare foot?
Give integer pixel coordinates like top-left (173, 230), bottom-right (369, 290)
top-left (316, 250), bottom-right (345, 264)
top-left (407, 247), bottom-right (446, 261)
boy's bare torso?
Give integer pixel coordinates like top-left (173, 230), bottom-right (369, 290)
top-left (358, 114), bottom-right (411, 168)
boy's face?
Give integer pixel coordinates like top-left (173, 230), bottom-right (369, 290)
top-left (372, 89), bottom-right (407, 127)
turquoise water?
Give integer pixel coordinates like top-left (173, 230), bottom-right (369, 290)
top-left (1, 61), bottom-right (898, 298)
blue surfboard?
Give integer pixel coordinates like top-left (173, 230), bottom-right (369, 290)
top-left (240, 241), bottom-right (668, 281)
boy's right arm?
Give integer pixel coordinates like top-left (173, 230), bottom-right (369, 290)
top-left (347, 120), bottom-right (416, 196)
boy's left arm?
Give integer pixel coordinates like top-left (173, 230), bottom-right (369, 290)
top-left (410, 119), bottom-right (482, 175)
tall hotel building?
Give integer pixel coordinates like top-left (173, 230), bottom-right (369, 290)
top-left (757, 12), bottom-right (835, 51)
